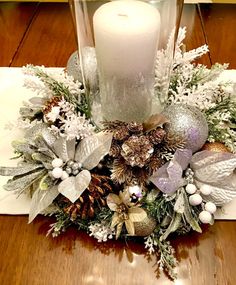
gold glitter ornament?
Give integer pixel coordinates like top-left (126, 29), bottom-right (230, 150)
top-left (202, 142), bottom-right (230, 153)
top-left (134, 216), bottom-right (156, 236)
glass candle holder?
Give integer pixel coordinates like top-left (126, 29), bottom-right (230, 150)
top-left (70, 0), bottom-right (184, 123)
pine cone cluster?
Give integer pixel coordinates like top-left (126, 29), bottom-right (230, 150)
top-left (57, 174), bottom-right (114, 220)
top-left (103, 117), bottom-right (186, 184)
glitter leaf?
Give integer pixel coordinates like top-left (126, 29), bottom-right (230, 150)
top-left (29, 186), bottom-right (59, 223)
top-left (53, 137), bottom-right (76, 162)
top-left (58, 170), bottom-right (91, 203)
top-left (75, 132), bottom-right (113, 170)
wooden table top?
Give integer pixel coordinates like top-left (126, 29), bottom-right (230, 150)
top-left (0, 2), bottom-right (236, 285)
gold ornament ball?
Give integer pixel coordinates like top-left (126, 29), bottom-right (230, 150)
top-left (134, 216), bottom-right (156, 237)
top-left (202, 142), bottom-right (230, 153)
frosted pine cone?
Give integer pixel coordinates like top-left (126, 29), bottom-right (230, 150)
top-left (149, 128), bottom-right (166, 145)
top-left (148, 154), bottom-right (163, 173)
top-left (121, 135), bottom-right (154, 167)
top-left (109, 143), bottom-right (121, 158)
top-left (113, 126), bottom-right (130, 141)
top-left (43, 96), bottom-right (62, 117)
top-left (103, 120), bottom-right (129, 141)
top-left (127, 122), bottom-right (143, 134)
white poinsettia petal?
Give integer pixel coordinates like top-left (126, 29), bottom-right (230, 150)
top-left (128, 207), bottom-right (147, 222)
top-left (75, 132), bottom-right (113, 170)
top-left (53, 137), bottom-right (76, 162)
top-left (191, 151), bottom-right (236, 205)
top-left (58, 176), bottom-right (76, 201)
top-left (75, 169), bottom-right (91, 194)
top-left (58, 170), bottom-right (91, 203)
top-left (29, 186), bottom-right (59, 223)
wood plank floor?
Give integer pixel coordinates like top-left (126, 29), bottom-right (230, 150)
top-left (1, 3), bottom-right (235, 67)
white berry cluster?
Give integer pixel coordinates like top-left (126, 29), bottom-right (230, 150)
top-left (185, 183), bottom-right (217, 224)
top-left (50, 158), bottom-right (82, 180)
top-left (88, 223), bottom-right (115, 242)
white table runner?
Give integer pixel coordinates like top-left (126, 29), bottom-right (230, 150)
top-left (0, 67), bottom-right (236, 219)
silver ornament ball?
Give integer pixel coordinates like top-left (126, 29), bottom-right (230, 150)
top-left (163, 104), bottom-right (208, 153)
top-left (66, 51), bottom-right (82, 82)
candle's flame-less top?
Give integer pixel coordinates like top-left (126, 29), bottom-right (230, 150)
top-left (93, 0), bottom-right (161, 35)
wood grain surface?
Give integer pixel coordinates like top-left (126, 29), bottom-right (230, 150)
top-left (0, 2), bottom-right (38, 66)
top-left (1, 3), bottom-right (236, 285)
top-left (200, 4), bottom-right (236, 68)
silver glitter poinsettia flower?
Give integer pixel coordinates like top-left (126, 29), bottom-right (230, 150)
top-left (190, 150), bottom-right (236, 206)
top-left (0, 123), bottom-right (112, 222)
top-left (53, 132), bottom-right (113, 203)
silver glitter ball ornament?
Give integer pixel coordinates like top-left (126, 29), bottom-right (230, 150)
top-left (66, 51), bottom-right (82, 82)
top-left (163, 104), bottom-right (208, 153)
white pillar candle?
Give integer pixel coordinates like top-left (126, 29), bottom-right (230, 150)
top-left (93, 0), bottom-right (160, 122)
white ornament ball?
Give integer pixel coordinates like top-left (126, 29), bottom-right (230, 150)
top-left (61, 171), bottom-right (69, 181)
top-left (52, 158), bottom-right (63, 168)
top-left (186, 184), bottom-right (197, 194)
top-left (200, 184), bottom-right (212, 196)
top-left (52, 167), bottom-right (63, 179)
top-left (199, 210), bottom-right (212, 224)
top-left (205, 202), bottom-right (217, 214)
top-left (189, 193), bottom-right (202, 206)
top-left (128, 185), bottom-right (142, 198)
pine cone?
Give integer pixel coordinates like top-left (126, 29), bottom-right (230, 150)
top-left (59, 174), bottom-right (114, 220)
top-left (103, 120), bottom-right (127, 131)
top-left (149, 128), bottom-right (166, 145)
top-left (109, 142), bottom-right (121, 157)
top-left (121, 135), bottom-right (154, 167)
top-left (113, 126), bottom-right (130, 141)
top-left (148, 154), bottom-right (163, 174)
top-left (103, 120), bottom-right (129, 141)
top-left (127, 122), bottom-right (143, 134)
top-left (162, 133), bottom-right (186, 152)
top-left (111, 158), bottom-right (149, 184)
top-left (43, 96), bottom-right (62, 116)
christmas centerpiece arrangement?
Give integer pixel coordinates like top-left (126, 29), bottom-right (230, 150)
top-left (1, 27), bottom-right (236, 279)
